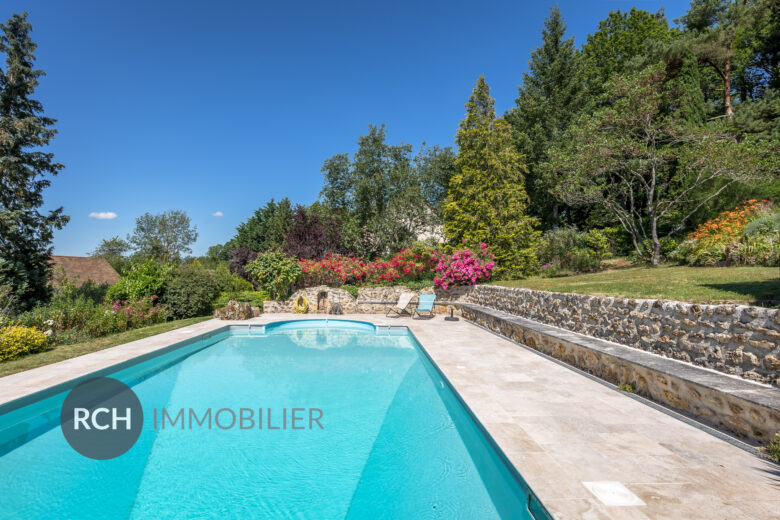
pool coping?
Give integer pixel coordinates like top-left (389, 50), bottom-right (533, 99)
top-left (1, 315), bottom-right (778, 519)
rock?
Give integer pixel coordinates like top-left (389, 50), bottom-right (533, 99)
top-left (213, 300), bottom-right (254, 320)
top-left (764, 356), bottom-right (780, 371)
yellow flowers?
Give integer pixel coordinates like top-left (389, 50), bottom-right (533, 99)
top-left (0, 325), bottom-right (48, 362)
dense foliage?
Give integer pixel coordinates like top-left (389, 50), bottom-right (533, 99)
top-left (545, 65), bottom-right (779, 265)
top-left (506, 6), bottom-right (587, 228)
top-left (162, 264), bottom-right (222, 319)
top-left (18, 288), bottom-right (169, 346)
top-left (672, 200), bottom-right (779, 266)
top-left (283, 205), bottom-right (342, 260)
top-left (245, 252), bottom-right (302, 299)
top-left (538, 227), bottom-right (611, 276)
top-left (213, 290), bottom-right (268, 309)
top-left (105, 259), bottom-right (172, 303)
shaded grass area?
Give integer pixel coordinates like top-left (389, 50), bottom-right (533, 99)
top-left (0, 317), bottom-right (210, 378)
top-left (494, 265), bottom-right (780, 304)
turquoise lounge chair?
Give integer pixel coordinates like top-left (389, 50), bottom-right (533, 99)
top-left (413, 294), bottom-right (436, 319)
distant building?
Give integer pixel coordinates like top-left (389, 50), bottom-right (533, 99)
top-left (50, 255), bottom-right (120, 287)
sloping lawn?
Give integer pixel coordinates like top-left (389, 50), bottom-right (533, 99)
top-left (493, 265), bottom-right (779, 304)
top-left (0, 316), bottom-right (211, 378)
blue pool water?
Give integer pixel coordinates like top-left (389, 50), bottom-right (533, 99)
top-left (0, 320), bottom-right (548, 519)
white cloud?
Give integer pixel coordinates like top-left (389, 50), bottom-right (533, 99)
top-left (212, 211), bottom-right (224, 217)
top-left (88, 211), bottom-right (117, 220)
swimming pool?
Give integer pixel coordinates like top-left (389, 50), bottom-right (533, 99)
top-left (0, 320), bottom-right (550, 519)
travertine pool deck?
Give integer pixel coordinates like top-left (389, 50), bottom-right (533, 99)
top-left (1, 314), bottom-right (778, 519)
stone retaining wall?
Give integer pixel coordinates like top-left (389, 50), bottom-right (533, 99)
top-left (262, 285), bottom-right (437, 314)
top-left (442, 286), bottom-right (779, 387)
top-left (459, 303), bottom-right (780, 441)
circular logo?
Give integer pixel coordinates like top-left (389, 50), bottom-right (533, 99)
top-left (60, 377), bottom-right (143, 460)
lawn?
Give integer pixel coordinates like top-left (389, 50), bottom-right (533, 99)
top-left (0, 316), bottom-right (211, 378)
top-left (493, 265), bottom-right (779, 304)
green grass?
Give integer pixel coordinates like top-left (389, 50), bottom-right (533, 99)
top-left (0, 317), bottom-right (210, 378)
top-left (494, 265), bottom-right (779, 304)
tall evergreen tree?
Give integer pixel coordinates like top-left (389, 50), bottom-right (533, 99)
top-left (506, 6), bottom-right (586, 228)
top-left (675, 49), bottom-right (707, 124)
top-left (444, 76), bottom-right (540, 278)
top-left (231, 198), bottom-right (293, 252)
top-left (0, 13), bottom-right (67, 309)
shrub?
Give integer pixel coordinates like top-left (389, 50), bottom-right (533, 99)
top-left (538, 227), bottom-right (608, 275)
top-left (671, 200), bottom-right (777, 266)
top-left (744, 211), bottom-right (780, 237)
top-left (434, 244), bottom-right (496, 290)
top-left (299, 255), bottom-right (365, 286)
top-left (298, 243), bottom-right (438, 287)
top-left (163, 265), bottom-right (222, 318)
top-left (245, 252), bottom-right (302, 299)
top-left (229, 248), bottom-right (258, 284)
top-left (105, 259), bottom-right (172, 302)
top-left (0, 325), bottom-right (48, 361)
top-left (53, 278), bottom-right (110, 304)
top-left (18, 295), bottom-right (169, 346)
top-left (214, 264), bottom-right (254, 293)
top-left (213, 290), bottom-right (269, 309)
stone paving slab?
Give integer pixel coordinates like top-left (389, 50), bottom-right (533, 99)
top-left (0, 314), bottom-right (778, 519)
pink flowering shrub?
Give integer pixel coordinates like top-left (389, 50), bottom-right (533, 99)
top-left (433, 244), bottom-right (496, 290)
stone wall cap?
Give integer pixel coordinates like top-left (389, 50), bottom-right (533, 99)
top-left (458, 302), bottom-right (780, 412)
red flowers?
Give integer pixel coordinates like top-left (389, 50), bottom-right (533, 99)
top-left (298, 248), bottom-right (438, 286)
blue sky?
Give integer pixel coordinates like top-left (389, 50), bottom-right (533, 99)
top-left (5, 0), bottom-right (690, 256)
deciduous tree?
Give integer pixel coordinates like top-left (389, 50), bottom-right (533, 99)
top-left (127, 210), bottom-right (198, 263)
top-left (545, 65), bottom-right (779, 265)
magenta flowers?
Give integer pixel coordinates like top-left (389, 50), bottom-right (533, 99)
top-left (433, 244), bottom-right (496, 290)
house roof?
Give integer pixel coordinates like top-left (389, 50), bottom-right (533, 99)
top-left (50, 256), bottom-right (120, 287)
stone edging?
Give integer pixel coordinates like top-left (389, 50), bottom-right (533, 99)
top-left (455, 302), bottom-right (780, 442)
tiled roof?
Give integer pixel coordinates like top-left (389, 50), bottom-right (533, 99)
top-left (50, 256), bottom-right (121, 287)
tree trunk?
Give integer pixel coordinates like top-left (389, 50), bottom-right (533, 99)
top-left (651, 240), bottom-right (661, 266)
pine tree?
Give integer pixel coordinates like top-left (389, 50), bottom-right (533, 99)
top-left (506, 6), bottom-right (587, 228)
top-left (444, 76), bottom-right (540, 278)
top-left (0, 13), bottom-right (67, 309)
top-left (679, 0), bottom-right (759, 117)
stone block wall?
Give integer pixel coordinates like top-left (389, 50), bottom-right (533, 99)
top-left (441, 286), bottom-right (779, 386)
top-left (459, 304), bottom-right (780, 441)
top-left (262, 285), bottom-right (437, 314)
